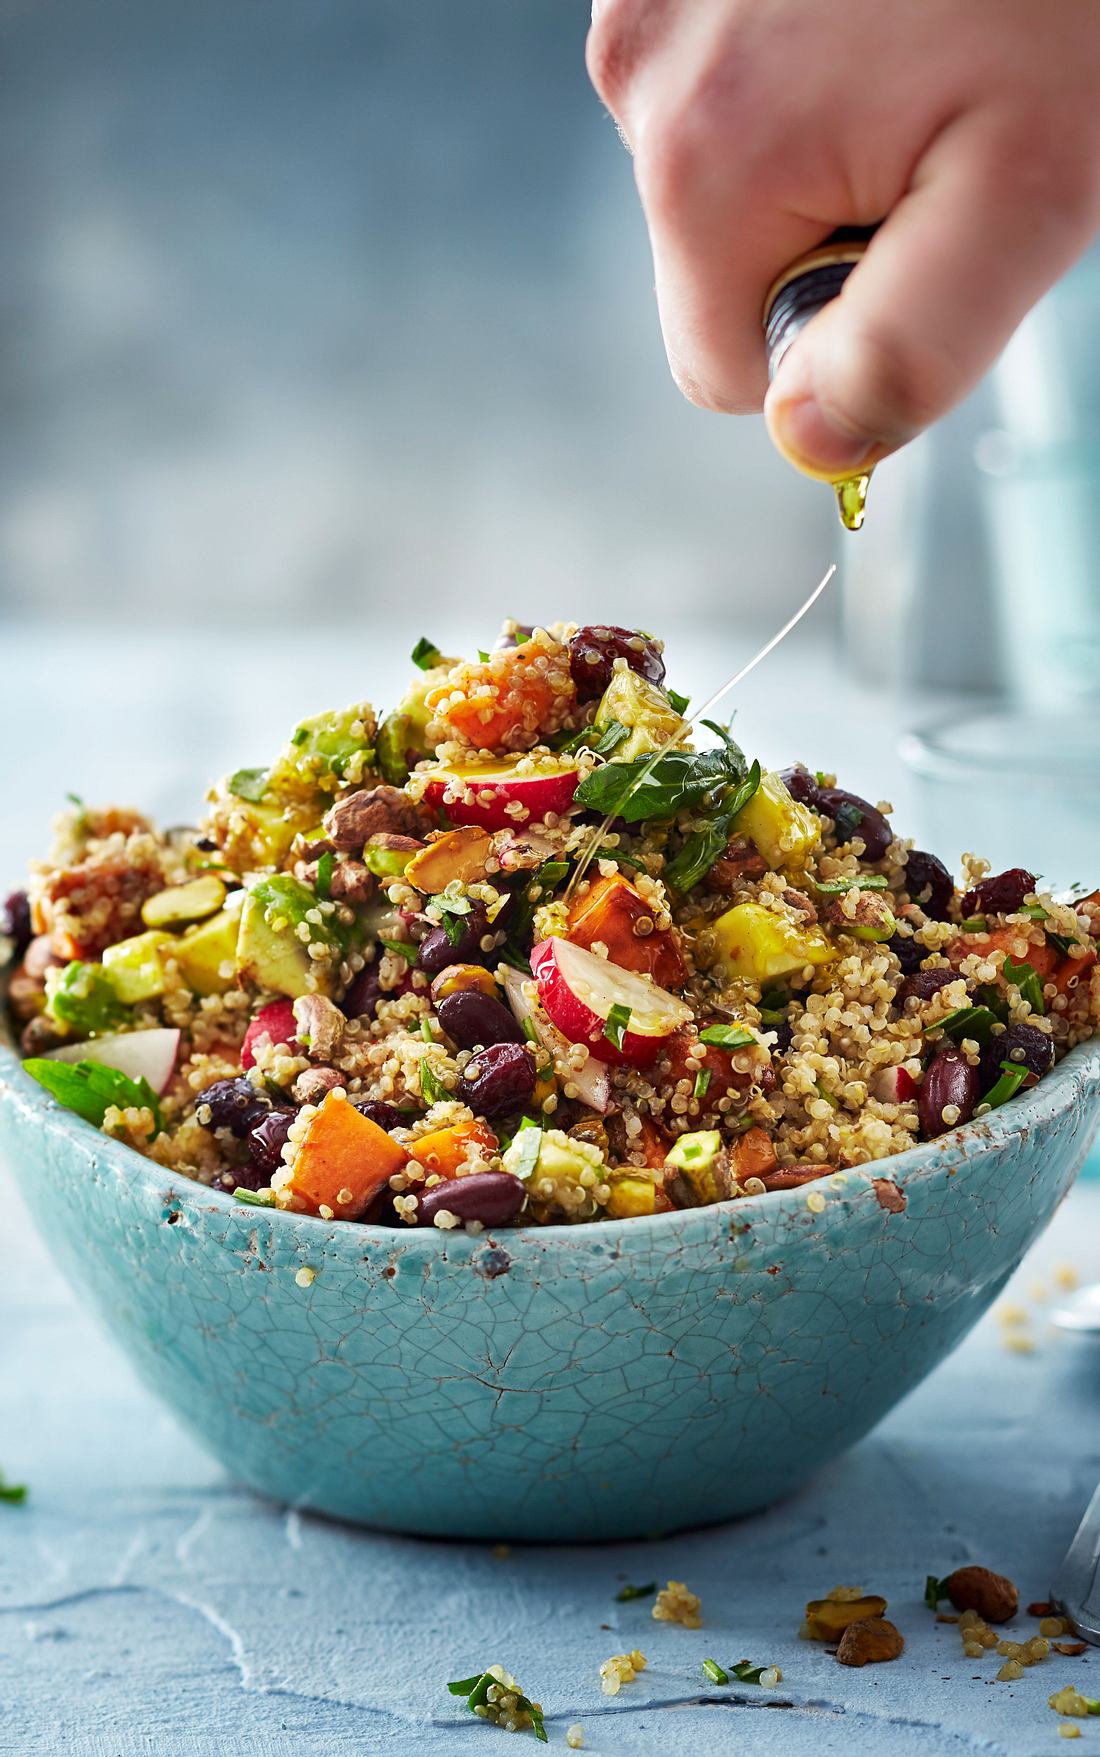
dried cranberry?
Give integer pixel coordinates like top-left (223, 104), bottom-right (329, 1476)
top-left (457, 1041), bottom-right (536, 1117)
top-left (342, 964), bottom-right (382, 1020)
top-left (897, 967), bottom-right (957, 1007)
top-left (245, 1108), bottom-right (296, 1179)
top-left (960, 868), bottom-right (1036, 918)
top-left (979, 1022), bottom-right (1055, 1092)
top-left (353, 1098), bottom-right (403, 1131)
top-left (567, 625), bottom-right (666, 701)
top-left (417, 1171), bottom-right (526, 1228)
top-left (904, 850), bottom-right (953, 920)
top-left (0, 890), bottom-right (32, 957)
top-left (777, 766), bottom-right (823, 807)
top-left (436, 990), bottom-right (525, 1051)
top-left (815, 788), bottom-right (893, 861)
top-left (417, 903), bottom-right (492, 974)
top-left (888, 932), bottom-right (926, 975)
top-left (770, 1018), bottom-right (794, 1055)
top-left (918, 1046), bottom-right (979, 1139)
top-left (195, 1078), bottom-right (272, 1138)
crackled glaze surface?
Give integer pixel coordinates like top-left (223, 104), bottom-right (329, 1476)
top-left (1, 1038), bottom-right (1098, 1541)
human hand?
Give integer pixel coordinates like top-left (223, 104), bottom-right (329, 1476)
top-left (587, 0), bottom-right (1100, 476)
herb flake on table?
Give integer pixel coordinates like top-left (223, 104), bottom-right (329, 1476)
top-left (447, 1670), bottom-right (547, 1742)
top-left (615, 1581), bottom-right (656, 1602)
top-left (0, 1472), bottom-right (27, 1505)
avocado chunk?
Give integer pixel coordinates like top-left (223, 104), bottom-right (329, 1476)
top-left (45, 961), bottom-right (128, 1037)
top-left (175, 895), bottom-right (243, 996)
top-left (711, 902), bottom-right (834, 985)
top-left (376, 663), bottom-right (455, 784)
top-left (732, 771), bottom-right (820, 869)
top-left (594, 670), bottom-right (686, 762)
top-left (663, 1129), bottom-right (730, 1204)
top-left (236, 874), bottom-right (346, 999)
top-left (101, 932), bottom-right (176, 1003)
top-left (268, 703), bottom-right (378, 799)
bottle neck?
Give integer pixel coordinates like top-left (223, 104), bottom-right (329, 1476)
top-left (763, 226), bottom-right (876, 379)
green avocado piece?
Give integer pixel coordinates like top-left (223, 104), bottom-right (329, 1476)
top-left (45, 961), bottom-right (128, 1037)
top-left (376, 662), bottom-right (457, 784)
top-left (235, 874), bottom-right (347, 999)
top-left (268, 702), bottom-right (377, 797)
top-left (593, 670), bottom-right (686, 762)
top-left (175, 897), bottom-right (243, 997)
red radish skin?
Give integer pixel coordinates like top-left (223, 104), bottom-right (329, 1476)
top-left (45, 1026), bottom-right (181, 1095)
top-left (531, 936), bottom-right (692, 1069)
top-left (500, 965), bottom-right (612, 1113)
top-left (869, 1066), bottom-right (919, 1105)
top-left (420, 758), bottom-right (580, 831)
top-left (242, 999), bottom-right (300, 1070)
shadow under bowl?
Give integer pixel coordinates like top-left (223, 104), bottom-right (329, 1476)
top-left (1, 1035), bottom-right (1098, 1541)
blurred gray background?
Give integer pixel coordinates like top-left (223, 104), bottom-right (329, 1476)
top-left (0, 0), bottom-right (830, 634)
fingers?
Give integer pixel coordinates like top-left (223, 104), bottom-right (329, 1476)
top-left (765, 112), bottom-right (1100, 475)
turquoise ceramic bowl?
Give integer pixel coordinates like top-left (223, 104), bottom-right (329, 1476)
top-left (2, 1035), bottom-right (1098, 1541)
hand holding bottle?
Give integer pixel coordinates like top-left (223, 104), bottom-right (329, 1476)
top-left (586, 0), bottom-right (1100, 476)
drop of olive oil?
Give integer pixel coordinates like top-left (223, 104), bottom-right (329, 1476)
top-left (834, 471), bottom-right (871, 531)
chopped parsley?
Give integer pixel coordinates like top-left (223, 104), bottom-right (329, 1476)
top-left (731, 1662), bottom-right (771, 1685)
top-left (233, 1187), bottom-right (275, 1207)
top-left (615, 1581), bottom-right (656, 1602)
top-left (434, 893), bottom-right (473, 945)
top-left (421, 1018), bottom-right (435, 1043)
top-left (24, 1058), bottom-right (162, 1136)
top-left (604, 1003), bottom-right (632, 1052)
top-left (921, 1004), bottom-right (998, 1045)
top-left (447, 1673), bottom-right (547, 1743)
top-left (1002, 954), bottom-right (1045, 1014)
top-left (693, 1068), bottom-right (712, 1101)
top-left (315, 851), bottom-right (335, 901)
top-left (555, 719), bottom-right (629, 758)
top-left (505, 859), bottom-right (569, 957)
top-left (698, 1024), bottom-right (755, 1049)
top-left (1019, 902), bottom-right (1049, 921)
top-left (1047, 931), bottom-right (1080, 957)
top-left (702, 1658), bottom-right (729, 1685)
top-left (227, 767), bottom-right (269, 804)
top-left (667, 688), bottom-right (690, 716)
top-left (925, 1575), bottom-right (947, 1610)
top-left (379, 937), bottom-right (418, 962)
top-left (958, 915), bottom-right (988, 932)
top-left (419, 1061), bottom-right (447, 1106)
top-left (983, 1061), bottom-right (1030, 1109)
top-left (411, 636), bottom-right (444, 671)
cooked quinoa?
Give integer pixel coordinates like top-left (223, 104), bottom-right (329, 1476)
top-left (4, 618), bottom-right (1098, 1232)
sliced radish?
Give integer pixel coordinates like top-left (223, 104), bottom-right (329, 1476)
top-left (420, 756), bottom-right (580, 831)
top-left (500, 963), bottom-right (611, 1112)
top-left (242, 998), bottom-right (300, 1070)
top-left (46, 1027), bottom-right (181, 1095)
top-left (869, 1065), bottom-right (919, 1105)
top-left (531, 936), bottom-right (693, 1069)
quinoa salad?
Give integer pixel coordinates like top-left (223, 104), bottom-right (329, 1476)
top-left (3, 620), bottom-right (1098, 1231)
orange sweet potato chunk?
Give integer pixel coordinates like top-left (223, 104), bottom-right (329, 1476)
top-left (731, 1125), bottom-right (778, 1183)
top-left (282, 1091), bottom-right (406, 1219)
top-left (566, 873), bottom-right (686, 988)
top-left (408, 1119), bottom-right (499, 1179)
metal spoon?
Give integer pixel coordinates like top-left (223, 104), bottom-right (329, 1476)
top-left (1052, 1480), bottom-right (1100, 1644)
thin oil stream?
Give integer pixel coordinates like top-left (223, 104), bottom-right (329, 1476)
top-left (565, 561), bottom-right (837, 901)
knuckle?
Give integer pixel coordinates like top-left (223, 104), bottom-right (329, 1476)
top-left (585, 0), bottom-right (644, 111)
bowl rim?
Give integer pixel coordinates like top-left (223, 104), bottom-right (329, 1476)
top-left (2, 1030), bottom-right (1098, 1251)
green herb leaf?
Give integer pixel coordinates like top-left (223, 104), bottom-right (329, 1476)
top-left (699, 1024), bottom-right (755, 1049)
top-left (509, 1120), bottom-right (544, 1182)
top-left (958, 915), bottom-right (988, 932)
top-left (227, 767), bottom-right (269, 804)
top-left (584, 844), bottom-right (643, 872)
top-left (693, 1068), bottom-right (712, 1101)
top-left (411, 636), bottom-right (443, 671)
top-left (972, 983), bottom-right (1010, 1023)
top-left (505, 859), bottom-right (569, 954)
top-left (831, 798), bottom-right (866, 842)
top-left (24, 1058), bottom-right (162, 1135)
top-left (1019, 903), bottom-right (1049, 921)
top-left (421, 1018), bottom-right (435, 1043)
top-left (574, 748), bottom-right (743, 824)
top-left (514, 630), bottom-right (530, 647)
top-left (233, 1187), bottom-right (275, 1207)
top-left (1002, 955), bottom-right (1045, 1015)
top-left (379, 937), bottom-right (418, 962)
top-left (700, 719), bottom-right (746, 770)
top-left (812, 872), bottom-right (890, 895)
top-left (731, 1661), bottom-right (769, 1685)
top-left (982, 1063), bottom-right (1029, 1110)
top-left (604, 1003), bottom-right (632, 1052)
top-left (0, 1473), bottom-right (27, 1505)
top-left (702, 1658), bottom-right (729, 1685)
top-left (315, 851), bottom-right (335, 901)
top-left (664, 760), bottom-right (762, 896)
top-left (477, 649), bottom-right (489, 663)
top-left (446, 1665), bottom-right (546, 1739)
top-left (1047, 931), bottom-right (1080, 957)
top-left (667, 688), bottom-right (690, 716)
top-left (433, 893), bottom-right (473, 946)
top-left (925, 1574), bottom-right (946, 1610)
top-left (447, 1676), bottom-right (484, 1697)
top-left (420, 1061), bottom-right (447, 1106)
top-left (921, 1005), bottom-right (998, 1045)
top-left (615, 1581), bottom-right (656, 1602)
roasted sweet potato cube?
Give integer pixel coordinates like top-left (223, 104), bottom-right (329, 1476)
top-left (408, 1119), bottom-right (499, 1179)
top-left (278, 1090), bottom-right (407, 1219)
top-left (566, 873), bottom-right (686, 988)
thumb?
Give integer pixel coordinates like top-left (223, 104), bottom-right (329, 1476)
top-left (764, 118), bottom-right (1100, 478)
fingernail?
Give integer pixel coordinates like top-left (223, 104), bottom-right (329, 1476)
top-left (765, 389), bottom-right (878, 477)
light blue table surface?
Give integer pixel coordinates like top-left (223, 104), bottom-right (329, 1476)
top-left (2, 1152), bottom-right (1099, 1757)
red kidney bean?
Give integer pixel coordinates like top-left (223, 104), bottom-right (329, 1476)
top-left (904, 850), bottom-right (954, 920)
top-left (815, 787), bottom-right (893, 861)
top-left (196, 1078), bottom-right (273, 1138)
top-left (1, 890), bottom-right (32, 957)
top-left (417, 1171), bottom-right (526, 1228)
top-left (417, 904), bottom-right (492, 975)
top-left (979, 1022), bottom-right (1055, 1091)
top-left (568, 625), bottom-right (666, 700)
top-left (457, 1041), bottom-right (536, 1116)
top-left (918, 1046), bottom-right (979, 1139)
top-left (353, 1098), bottom-right (404, 1131)
top-left (897, 967), bottom-right (957, 1007)
top-left (960, 867), bottom-right (1036, 917)
top-left (244, 1108), bottom-right (296, 1181)
top-left (436, 990), bottom-right (525, 1051)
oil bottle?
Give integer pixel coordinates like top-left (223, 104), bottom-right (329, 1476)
top-left (763, 225), bottom-right (877, 530)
